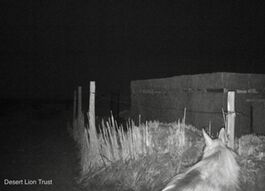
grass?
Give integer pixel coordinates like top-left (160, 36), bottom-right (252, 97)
top-left (72, 109), bottom-right (265, 191)
top-left (72, 111), bottom-right (204, 190)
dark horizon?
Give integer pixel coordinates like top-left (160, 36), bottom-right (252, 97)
top-left (1, 1), bottom-right (265, 100)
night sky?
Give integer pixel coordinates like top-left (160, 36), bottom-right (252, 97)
top-left (1, 1), bottom-right (265, 100)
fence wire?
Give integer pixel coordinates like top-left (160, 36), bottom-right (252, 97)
top-left (95, 95), bottom-right (250, 119)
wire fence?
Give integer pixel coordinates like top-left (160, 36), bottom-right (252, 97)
top-left (95, 94), bottom-right (250, 119)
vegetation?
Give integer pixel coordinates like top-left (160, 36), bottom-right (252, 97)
top-left (72, 112), bottom-right (204, 191)
top-left (71, 104), bottom-right (265, 190)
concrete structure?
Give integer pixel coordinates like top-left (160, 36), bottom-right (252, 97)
top-left (131, 73), bottom-right (265, 136)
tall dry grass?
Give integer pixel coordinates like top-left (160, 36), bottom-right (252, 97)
top-left (73, 113), bottom-right (154, 175)
top-left (73, 110), bottom-right (203, 188)
top-left (72, 107), bottom-right (265, 191)
top-left (98, 115), bottom-right (152, 165)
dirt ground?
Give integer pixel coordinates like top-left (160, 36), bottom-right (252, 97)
top-left (0, 101), bottom-right (80, 191)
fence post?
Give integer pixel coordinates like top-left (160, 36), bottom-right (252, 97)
top-left (87, 81), bottom-right (101, 168)
top-left (73, 90), bottom-right (77, 121)
top-left (227, 91), bottom-right (235, 149)
top-left (89, 82), bottom-right (96, 129)
top-left (78, 86), bottom-right (82, 119)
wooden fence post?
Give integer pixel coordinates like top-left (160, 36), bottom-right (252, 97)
top-left (227, 91), bottom-right (235, 149)
top-left (87, 81), bottom-right (101, 167)
top-left (77, 86), bottom-right (82, 119)
top-left (89, 82), bottom-right (96, 129)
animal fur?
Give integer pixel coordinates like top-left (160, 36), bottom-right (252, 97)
top-left (162, 128), bottom-right (240, 191)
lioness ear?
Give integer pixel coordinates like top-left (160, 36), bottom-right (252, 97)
top-left (218, 128), bottom-right (228, 144)
top-left (202, 129), bottom-right (213, 146)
